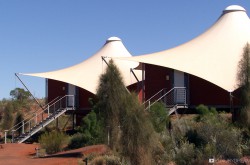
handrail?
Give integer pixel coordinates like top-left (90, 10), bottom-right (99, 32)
top-left (9, 96), bottom-right (61, 132)
top-left (144, 87), bottom-right (186, 110)
top-left (143, 88), bottom-right (168, 105)
top-left (9, 95), bottom-right (74, 139)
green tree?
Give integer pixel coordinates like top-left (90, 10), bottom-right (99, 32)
top-left (1, 102), bottom-right (14, 130)
top-left (237, 43), bottom-right (250, 126)
top-left (120, 93), bottom-right (157, 165)
top-left (10, 88), bottom-right (31, 103)
top-left (96, 60), bottom-right (157, 164)
top-left (96, 59), bottom-right (128, 151)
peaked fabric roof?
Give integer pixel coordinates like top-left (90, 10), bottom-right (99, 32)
top-left (115, 5), bottom-right (250, 92)
top-left (20, 37), bottom-right (141, 94)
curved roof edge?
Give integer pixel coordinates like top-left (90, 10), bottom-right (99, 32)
top-left (114, 5), bottom-right (250, 92)
top-left (20, 36), bottom-right (142, 94)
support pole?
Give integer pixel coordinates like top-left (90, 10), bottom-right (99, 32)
top-left (48, 105), bottom-right (50, 116)
top-left (4, 130), bottom-right (8, 144)
top-left (130, 68), bottom-right (140, 82)
top-left (22, 121), bottom-right (24, 134)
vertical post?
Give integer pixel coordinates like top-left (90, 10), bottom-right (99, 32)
top-left (4, 130), bottom-right (8, 144)
top-left (48, 105), bottom-right (50, 116)
top-left (148, 100), bottom-right (151, 111)
top-left (22, 121), bottom-right (24, 134)
top-left (35, 113), bottom-right (38, 124)
top-left (29, 121), bottom-right (31, 133)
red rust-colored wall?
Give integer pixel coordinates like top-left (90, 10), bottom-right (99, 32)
top-left (143, 64), bottom-right (238, 108)
top-left (47, 79), bottom-right (67, 103)
top-left (78, 88), bottom-right (96, 109)
top-left (188, 75), bottom-right (230, 107)
top-left (145, 64), bottom-right (173, 101)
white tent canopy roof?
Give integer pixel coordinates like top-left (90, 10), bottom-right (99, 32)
top-left (115, 5), bottom-right (250, 92)
top-left (20, 37), bottom-right (141, 94)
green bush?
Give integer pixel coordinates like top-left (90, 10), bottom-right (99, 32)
top-left (39, 131), bottom-right (68, 154)
top-left (89, 154), bottom-right (122, 165)
top-left (195, 104), bottom-right (217, 122)
top-left (78, 110), bottom-right (104, 145)
top-left (149, 102), bottom-right (169, 133)
top-left (174, 140), bottom-right (197, 165)
top-left (193, 108), bottom-right (243, 160)
top-left (67, 133), bottom-right (86, 149)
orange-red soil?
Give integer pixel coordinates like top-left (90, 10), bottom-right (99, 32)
top-left (0, 143), bottom-right (107, 165)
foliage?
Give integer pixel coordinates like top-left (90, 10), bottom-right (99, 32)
top-left (158, 132), bottom-right (176, 163)
top-left (96, 60), bottom-right (157, 164)
top-left (197, 119), bottom-right (242, 159)
top-left (67, 133), bottom-right (86, 149)
top-left (79, 110), bottom-right (104, 145)
top-left (237, 43), bottom-right (250, 126)
top-left (1, 102), bottom-right (14, 130)
top-left (68, 110), bottom-right (104, 149)
top-left (49, 114), bottom-right (73, 131)
top-left (14, 111), bottom-right (24, 135)
top-left (188, 106), bottom-right (243, 160)
top-left (174, 140), bottom-right (197, 165)
top-left (195, 104), bottom-right (217, 121)
top-left (10, 88), bottom-right (31, 102)
top-left (120, 93), bottom-right (157, 165)
top-left (237, 43), bottom-right (250, 107)
top-left (89, 154), bottom-right (122, 165)
top-left (96, 59), bottom-right (129, 151)
top-left (39, 131), bottom-right (68, 154)
top-left (149, 102), bottom-right (169, 133)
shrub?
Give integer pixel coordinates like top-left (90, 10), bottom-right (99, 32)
top-left (149, 102), bottom-right (169, 133)
top-left (39, 131), bottom-right (68, 154)
top-left (174, 140), bottom-right (197, 165)
top-left (67, 133), bottom-right (86, 149)
top-left (89, 154), bottom-right (122, 165)
top-left (195, 104), bottom-right (217, 122)
top-left (158, 132), bottom-right (175, 163)
top-left (194, 111), bottom-right (243, 159)
top-left (78, 110), bottom-right (104, 145)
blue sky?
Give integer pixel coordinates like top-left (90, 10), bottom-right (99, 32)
top-left (1, 0), bottom-right (250, 100)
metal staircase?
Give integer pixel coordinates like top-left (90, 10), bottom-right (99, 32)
top-left (144, 87), bottom-right (187, 115)
top-left (6, 95), bottom-right (75, 143)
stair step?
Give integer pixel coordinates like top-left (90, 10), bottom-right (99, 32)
top-left (9, 96), bottom-right (74, 143)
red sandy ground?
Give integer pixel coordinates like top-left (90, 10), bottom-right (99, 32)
top-left (0, 143), bottom-right (249, 165)
top-left (0, 143), bottom-right (107, 165)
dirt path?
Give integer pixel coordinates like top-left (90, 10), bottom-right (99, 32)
top-left (0, 143), bottom-right (106, 165)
